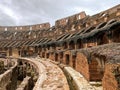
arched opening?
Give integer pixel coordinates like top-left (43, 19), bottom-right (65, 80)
top-left (97, 33), bottom-right (109, 45)
top-left (89, 57), bottom-right (104, 81)
top-left (55, 53), bottom-right (58, 61)
top-left (112, 27), bottom-right (120, 42)
top-left (66, 54), bottom-right (70, 65)
top-left (43, 47), bottom-right (46, 51)
top-left (47, 45), bottom-right (50, 50)
top-left (69, 40), bottom-right (75, 50)
top-left (83, 26), bottom-right (95, 34)
top-left (22, 50), bottom-right (27, 57)
top-left (63, 42), bottom-right (68, 49)
top-left (19, 61), bottom-right (23, 65)
top-left (42, 45), bottom-right (46, 52)
top-left (96, 22), bottom-right (107, 29)
top-left (106, 19), bottom-right (117, 25)
top-left (72, 55), bottom-right (76, 69)
top-left (76, 39), bottom-right (82, 49)
top-left (9, 47), bottom-right (12, 56)
top-left (59, 52), bottom-right (63, 63)
top-left (103, 33), bottom-right (111, 44)
top-left (35, 46), bottom-right (38, 54)
top-left (42, 52), bottom-right (45, 58)
top-left (52, 44), bottom-right (56, 50)
top-left (39, 46), bottom-right (42, 52)
top-left (46, 53), bottom-right (49, 58)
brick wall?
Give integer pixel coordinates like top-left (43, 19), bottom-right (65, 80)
top-left (102, 64), bottom-right (118, 90)
top-left (49, 53), bottom-right (55, 61)
top-left (89, 57), bottom-right (103, 81)
top-left (63, 50), bottom-right (71, 65)
top-left (76, 52), bottom-right (90, 81)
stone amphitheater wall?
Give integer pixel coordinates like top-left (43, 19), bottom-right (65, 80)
top-left (0, 23), bottom-right (50, 31)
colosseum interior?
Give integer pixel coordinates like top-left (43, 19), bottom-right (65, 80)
top-left (0, 4), bottom-right (120, 90)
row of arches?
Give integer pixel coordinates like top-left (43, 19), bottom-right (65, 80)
top-left (39, 19), bottom-right (120, 52)
top-left (40, 28), bottom-right (120, 52)
top-left (42, 50), bottom-right (106, 81)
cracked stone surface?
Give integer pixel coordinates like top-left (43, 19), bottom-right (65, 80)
top-left (29, 57), bottom-right (69, 90)
top-left (40, 59), bottom-right (69, 90)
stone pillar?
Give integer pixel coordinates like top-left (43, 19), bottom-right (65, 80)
top-left (116, 8), bottom-right (120, 16)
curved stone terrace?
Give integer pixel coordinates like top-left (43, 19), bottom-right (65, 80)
top-left (0, 55), bottom-right (105, 90)
top-left (41, 60), bottom-right (68, 90)
top-left (0, 57), bottom-right (69, 90)
top-left (0, 58), bottom-right (18, 90)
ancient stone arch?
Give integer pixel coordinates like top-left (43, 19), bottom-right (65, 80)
top-left (89, 55), bottom-right (105, 81)
top-left (76, 38), bottom-right (83, 49)
top-left (69, 40), bottom-right (75, 50)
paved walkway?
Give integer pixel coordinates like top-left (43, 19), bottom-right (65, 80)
top-left (28, 57), bottom-right (69, 90)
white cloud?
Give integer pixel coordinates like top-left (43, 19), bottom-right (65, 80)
top-left (0, 4), bottom-right (22, 25)
top-left (0, 0), bottom-right (119, 26)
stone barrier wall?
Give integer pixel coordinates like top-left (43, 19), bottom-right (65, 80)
top-left (0, 59), bottom-right (18, 90)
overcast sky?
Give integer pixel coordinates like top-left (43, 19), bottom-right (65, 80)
top-left (0, 0), bottom-right (119, 26)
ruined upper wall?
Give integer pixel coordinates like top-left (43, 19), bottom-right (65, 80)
top-left (100, 4), bottom-right (120, 15)
top-left (0, 22), bottom-right (50, 31)
top-left (55, 11), bottom-right (86, 27)
top-left (88, 4), bottom-right (120, 25)
top-left (52, 4), bottom-right (120, 38)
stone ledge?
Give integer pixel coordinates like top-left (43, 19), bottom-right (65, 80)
top-left (0, 59), bottom-right (18, 90)
top-left (19, 57), bottom-right (47, 90)
top-left (16, 76), bottom-right (31, 90)
top-left (64, 67), bottom-right (95, 90)
top-left (47, 59), bottom-right (96, 90)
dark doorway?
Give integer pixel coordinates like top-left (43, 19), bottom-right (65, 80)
top-left (42, 52), bottom-right (45, 58)
top-left (66, 54), bottom-right (70, 65)
top-left (60, 52), bottom-right (63, 63)
top-left (55, 53), bottom-right (58, 61)
top-left (46, 53), bottom-right (49, 58)
top-left (63, 42), bottom-right (68, 49)
top-left (89, 59), bottom-right (104, 81)
top-left (69, 41), bottom-right (75, 50)
top-left (9, 48), bottom-right (12, 56)
top-left (72, 55), bottom-right (76, 69)
top-left (77, 39), bottom-right (83, 49)
top-left (35, 46), bottom-right (38, 53)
